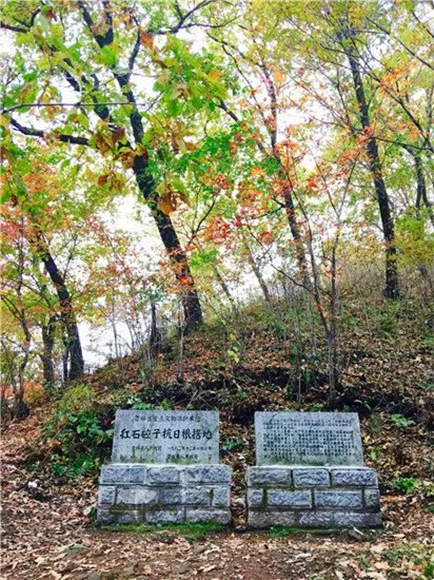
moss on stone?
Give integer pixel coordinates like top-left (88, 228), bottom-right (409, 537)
top-left (97, 521), bottom-right (226, 541)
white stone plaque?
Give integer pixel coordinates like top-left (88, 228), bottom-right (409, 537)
top-left (255, 412), bottom-right (363, 466)
top-left (112, 410), bottom-right (219, 464)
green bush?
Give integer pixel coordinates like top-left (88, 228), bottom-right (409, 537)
top-left (221, 436), bottom-right (244, 453)
top-left (59, 384), bottom-right (96, 413)
top-left (44, 402), bottom-right (114, 479)
top-left (392, 477), bottom-right (419, 493)
top-left (425, 562), bottom-right (434, 579)
top-left (390, 414), bottom-right (415, 428)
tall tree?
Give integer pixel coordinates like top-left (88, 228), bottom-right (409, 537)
top-left (207, 17), bottom-right (312, 288)
top-left (337, 17), bottom-right (399, 298)
top-left (2, 145), bottom-right (86, 381)
top-left (1, 0), bottom-right (235, 331)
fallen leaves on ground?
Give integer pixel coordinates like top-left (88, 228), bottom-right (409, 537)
top-left (1, 414), bottom-right (433, 579)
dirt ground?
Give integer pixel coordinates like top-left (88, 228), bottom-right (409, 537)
top-left (1, 415), bottom-right (433, 580)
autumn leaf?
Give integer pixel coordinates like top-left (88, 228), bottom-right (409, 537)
top-left (139, 30), bottom-right (154, 49)
top-left (97, 174), bottom-right (110, 186)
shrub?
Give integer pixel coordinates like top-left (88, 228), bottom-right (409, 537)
top-left (392, 477), bottom-right (419, 493)
top-left (59, 384), bottom-right (96, 413)
top-left (44, 389), bottom-right (115, 479)
top-left (391, 414), bottom-right (416, 428)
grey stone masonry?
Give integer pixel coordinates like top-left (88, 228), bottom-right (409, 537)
top-left (97, 463), bottom-right (232, 525)
top-left (247, 412), bottom-right (382, 529)
top-left (97, 409), bottom-right (231, 526)
top-left (331, 467), bottom-right (378, 487)
top-left (246, 465), bottom-right (382, 529)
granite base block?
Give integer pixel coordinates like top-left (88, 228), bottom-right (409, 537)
top-left (186, 508), bottom-right (231, 524)
top-left (246, 466), bottom-right (381, 529)
top-left (249, 510), bottom-right (297, 528)
top-left (97, 463), bottom-right (232, 525)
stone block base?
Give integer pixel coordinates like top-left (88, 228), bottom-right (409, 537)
top-left (97, 464), bottom-right (232, 525)
top-left (246, 466), bottom-right (381, 529)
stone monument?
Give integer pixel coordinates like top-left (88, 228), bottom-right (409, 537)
top-left (246, 412), bottom-right (381, 528)
top-left (97, 410), bottom-right (231, 525)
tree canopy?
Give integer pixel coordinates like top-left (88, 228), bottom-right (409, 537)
top-left (1, 0), bottom-right (433, 413)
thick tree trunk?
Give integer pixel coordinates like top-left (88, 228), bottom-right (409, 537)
top-left (155, 210), bottom-right (203, 333)
top-left (34, 234), bottom-right (84, 381)
top-left (75, 6), bottom-right (204, 334)
top-left (133, 156), bottom-right (203, 333)
top-left (13, 396), bottom-right (30, 420)
top-left (40, 315), bottom-right (56, 390)
top-left (344, 42), bottom-right (399, 299)
top-left (0, 397), bottom-right (13, 424)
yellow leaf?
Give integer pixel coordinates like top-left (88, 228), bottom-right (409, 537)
top-left (155, 182), bottom-right (166, 195)
top-left (158, 193), bottom-right (176, 215)
top-left (0, 115), bottom-right (10, 128)
top-left (184, 140), bottom-right (197, 151)
top-left (208, 69), bottom-right (221, 81)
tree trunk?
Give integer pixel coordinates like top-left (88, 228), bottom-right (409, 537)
top-left (400, 146), bottom-right (434, 288)
top-left (344, 41), bottom-right (399, 299)
top-left (259, 59), bottom-right (311, 288)
top-left (176, 302), bottom-right (185, 382)
top-left (326, 247), bottom-right (340, 408)
top-left (280, 177), bottom-right (312, 291)
top-left (405, 147), bottom-right (434, 226)
top-left (133, 155), bottom-right (203, 333)
top-left (13, 396), bottom-right (30, 420)
top-left (0, 397), bottom-right (12, 425)
top-left (75, 5), bottom-right (204, 335)
top-left (243, 240), bottom-right (272, 303)
top-left (211, 262), bottom-right (239, 314)
top-left (149, 300), bottom-right (162, 357)
top-left (16, 339), bottom-right (31, 420)
top-left (40, 315), bottom-right (56, 391)
top-left (34, 233), bottom-right (84, 381)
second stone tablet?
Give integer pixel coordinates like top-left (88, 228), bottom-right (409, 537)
top-left (246, 412), bottom-right (382, 528)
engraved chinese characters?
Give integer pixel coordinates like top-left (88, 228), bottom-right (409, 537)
top-left (256, 412), bottom-right (363, 466)
top-left (112, 410), bottom-right (219, 464)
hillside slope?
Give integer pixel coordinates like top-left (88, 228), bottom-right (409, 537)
top-left (1, 296), bottom-right (433, 578)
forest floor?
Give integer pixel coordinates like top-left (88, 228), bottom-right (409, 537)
top-left (1, 409), bottom-right (433, 580)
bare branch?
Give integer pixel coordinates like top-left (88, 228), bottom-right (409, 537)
top-left (3, 100), bottom-right (161, 113)
top-left (0, 22), bottom-right (29, 33)
top-left (10, 118), bottom-right (89, 146)
top-left (366, 16), bottom-right (434, 72)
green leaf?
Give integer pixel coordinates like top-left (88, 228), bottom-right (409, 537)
top-left (99, 45), bottom-right (118, 67)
